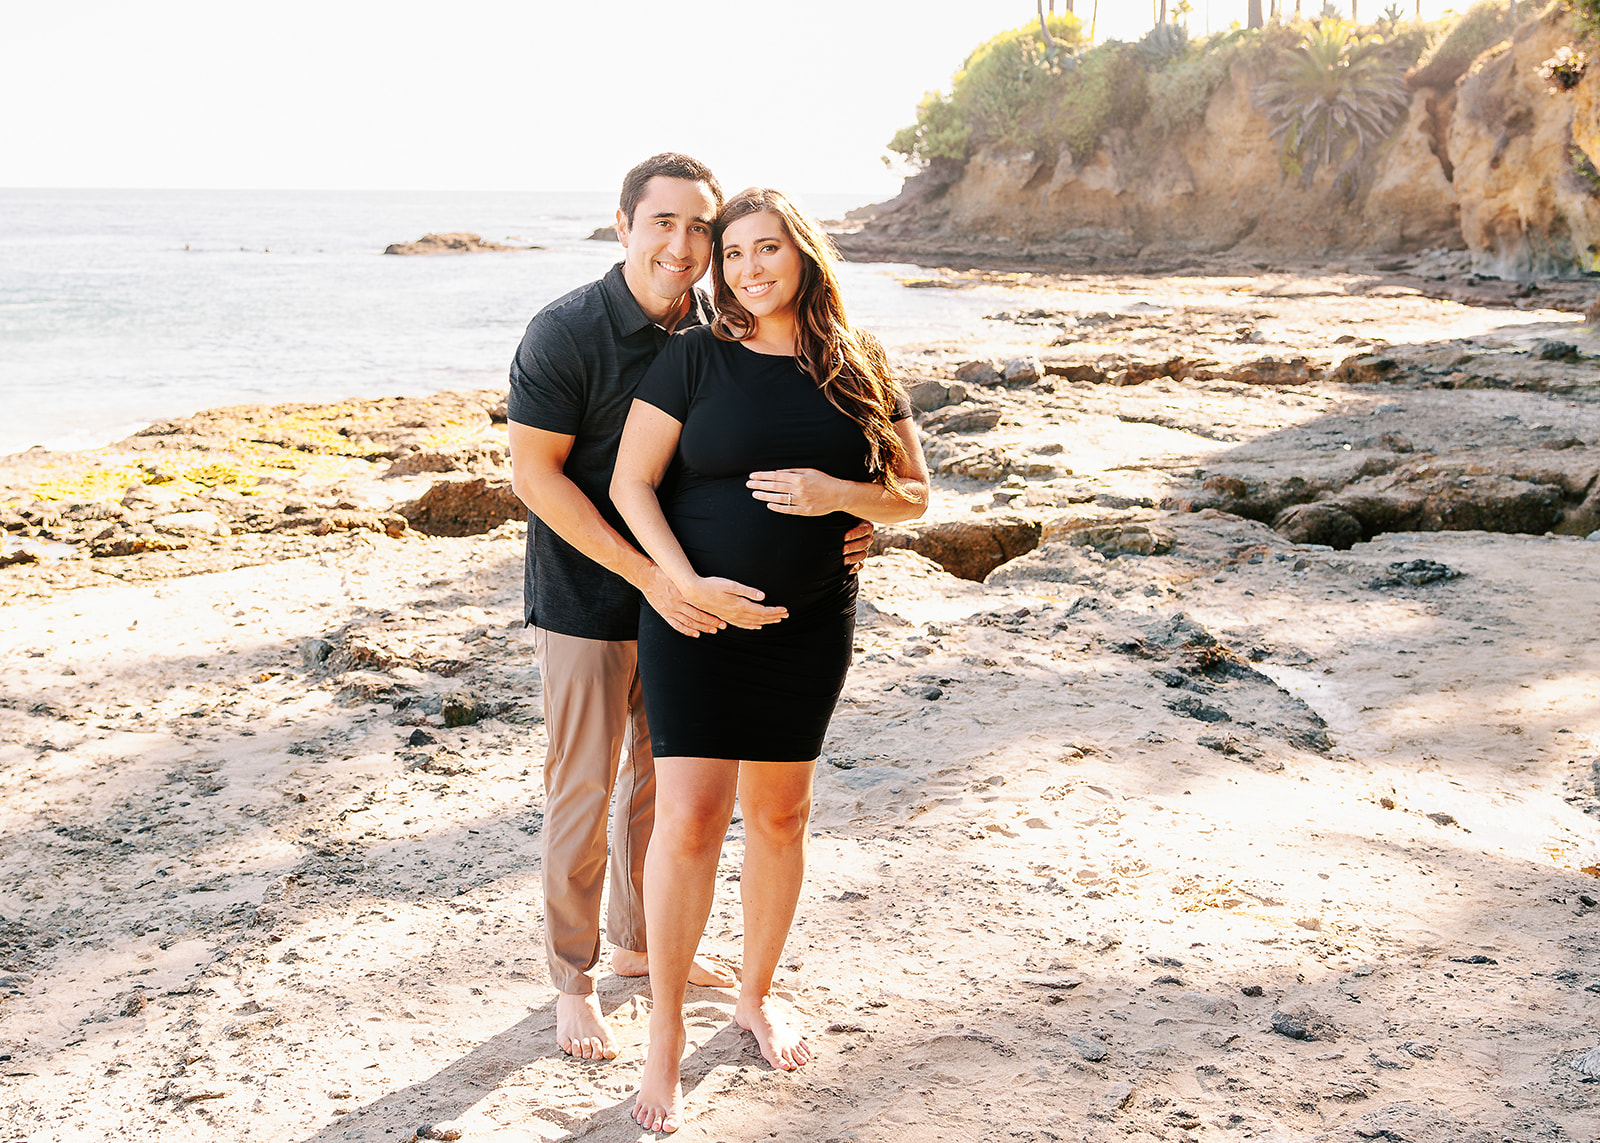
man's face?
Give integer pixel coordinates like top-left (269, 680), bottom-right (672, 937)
top-left (616, 176), bottom-right (717, 318)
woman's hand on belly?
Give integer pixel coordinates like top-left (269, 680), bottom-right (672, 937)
top-left (747, 468), bottom-right (847, 516)
top-left (683, 575), bottom-right (789, 630)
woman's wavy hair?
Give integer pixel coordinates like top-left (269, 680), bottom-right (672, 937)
top-left (711, 188), bottom-right (909, 495)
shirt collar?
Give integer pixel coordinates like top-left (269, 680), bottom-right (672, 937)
top-left (602, 262), bottom-right (711, 338)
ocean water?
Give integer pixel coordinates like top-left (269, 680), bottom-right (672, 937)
top-left (0, 189), bottom-right (1035, 458)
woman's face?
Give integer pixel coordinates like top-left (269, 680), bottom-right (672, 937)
top-left (720, 211), bottom-right (803, 322)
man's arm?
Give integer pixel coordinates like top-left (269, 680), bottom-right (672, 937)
top-left (508, 421), bottom-right (722, 637)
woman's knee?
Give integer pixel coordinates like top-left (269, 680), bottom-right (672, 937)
top-left (742, 797), bottom-right (812, 846)
top-left (653, 800), bottom-right (733, 859)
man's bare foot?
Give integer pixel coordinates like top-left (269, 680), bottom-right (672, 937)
top-left (631, 1015), bottom-right (687, 1133)
top-left (734, 993), bottom-right (811, 1071)
top-left (555, 991), bottom-right (616, 1060)
top-left (612, 946), bottom-right (737, 989)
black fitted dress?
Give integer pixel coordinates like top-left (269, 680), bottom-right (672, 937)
top-left (633, 325), bottom-right (908, 762)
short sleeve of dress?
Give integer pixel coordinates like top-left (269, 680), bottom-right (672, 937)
top-left (890, 387), bottom-right (912, 422)
top-left (507, 312), bottom-right (587, 435)
top-left (634, 328), bottom-right (701, 422)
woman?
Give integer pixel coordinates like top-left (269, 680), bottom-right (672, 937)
top-left (611, 187), bottom-right (929, 1133)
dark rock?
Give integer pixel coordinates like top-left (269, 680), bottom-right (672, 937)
top-left (299, 638), bottom-right (335, 668)
top-left (1270, 1004), bottom-right (1340, 1041)
top-left (0, 549), bottom-right (40, 569)
top-left (407, 729), bottom-right (438, 747)
top-left (441, 690), bottom-right (488, 728)
top-left (1532, 339), bottom-right (1580, 362)
top-left (587, 226), bottom-right (618, 242)
top-left (1274, 502), bottom-right (1363, 549)
top-left (1241, 985), bottom-right (1264, 997)
top-left (400, 478), bottom-right (526, 537)
top-left (1425, 811), bottom-right (1458, 826)
top-left (1448, 954), bottom-right (1498, 965)
top-left (1368, 559), bottom-right (1463, 588)
top-left (1168, 695), bottom-right (1230, 723)
top-left (384, 233), bottom-right (523, 255)
top-left (1068, 1034), bottom-right (1109, 1062)
top-left (868, 516), bottom-right (1041, 582)
top-left (1331, 354), bottom-right (1399, 383)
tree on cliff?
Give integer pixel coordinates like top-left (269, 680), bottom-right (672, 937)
top-left (1256, 20), bottom-right (1410, 188)
top-left (889, 15), bottom-right (1085, 166)
top-left (1249, 1), bottom-right (1264, 28)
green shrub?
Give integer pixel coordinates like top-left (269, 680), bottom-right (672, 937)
top-left (1573, 0), bottom-right (1600, 39)
top-left (1049, 43), bottom-right (1151, 161)
top-left (1146, 39), bottom-right (1238, 134)
top-left (887, 16), bottom-right (1083, 165)
top-left (888, 92), bottom-right (970, 164)
top-left (1408, 1), bottom-right (1512, 89)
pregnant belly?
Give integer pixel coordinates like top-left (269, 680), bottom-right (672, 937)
top-left (668, 478), bottom-right (850, 611)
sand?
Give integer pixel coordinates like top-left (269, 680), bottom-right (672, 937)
top-left (2, 270), bottom-right (1598, 1143)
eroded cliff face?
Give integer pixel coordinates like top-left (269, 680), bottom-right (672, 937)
top-left (843, 7), bottom-right (1600, 279)
top-left (1451, 5), bottom-right (1600, 278)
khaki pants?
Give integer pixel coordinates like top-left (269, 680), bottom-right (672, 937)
top-left (533, 627), bottom-right (654, 995)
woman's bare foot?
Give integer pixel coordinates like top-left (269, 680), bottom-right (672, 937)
top-left (611, 946), bottom-right (737, 988)
top-left (555, 992), bottom-right (616, 1060)
top-left (734, 993), bottom-right (811, 1071)
top-left (631, 1015), bottom-right (687, 1133)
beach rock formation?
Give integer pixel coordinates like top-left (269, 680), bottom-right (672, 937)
top-left (383, 233), bottom-right (526, 255)
top-left (399, 477), bottom-right (526, 537)
top-left (1450, 5), bottom-right (1600, 279)
top-left (843, 5), bottom-right (1600, 278)
top-left (841, 74), bottom-right (1462, 265)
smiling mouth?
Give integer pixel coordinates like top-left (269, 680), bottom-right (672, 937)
top-left (657, 260), bottom-right (691, 274)
top-left (742, 281), bottom-right (776, 298)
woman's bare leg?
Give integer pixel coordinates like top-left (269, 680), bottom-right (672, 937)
top-left (632, 756), bottom-right (738, 1134)
top-left (733, 759), bottom-right (816, 1071)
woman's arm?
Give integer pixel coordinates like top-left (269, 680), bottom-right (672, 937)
top-left (508, 421), bottom-right (722, 637)
top-left (746, 417), bottom-right (930, 524)
top-left (611, 399), bottom-right (788, 631)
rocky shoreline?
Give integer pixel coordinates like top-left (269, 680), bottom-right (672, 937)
top-left (2, 267), bottom-right (1599, 1142)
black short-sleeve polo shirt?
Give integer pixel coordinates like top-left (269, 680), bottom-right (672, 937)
top-left (507, 263), bottom-right (711, 640)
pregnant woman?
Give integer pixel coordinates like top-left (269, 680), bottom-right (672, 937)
top-left (611, 187), bottom-right (929, 1133)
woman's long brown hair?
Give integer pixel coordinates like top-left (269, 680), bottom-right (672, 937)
top-left (711, 188), bottom-right (910, 496)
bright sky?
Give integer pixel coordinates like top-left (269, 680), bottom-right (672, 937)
top-left (1, 0), bottom-right (1466, 198)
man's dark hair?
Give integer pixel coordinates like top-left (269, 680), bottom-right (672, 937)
top-left (619, 153), bottom-right (723, 226)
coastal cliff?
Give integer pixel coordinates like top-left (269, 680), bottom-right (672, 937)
top-left (841, 3), bottom-right (1600, 280)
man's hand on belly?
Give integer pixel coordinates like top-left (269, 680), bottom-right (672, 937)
top-left (842, 519), bottom-right (875, 573)
top-left (640, 565), bottom-right (725, 638)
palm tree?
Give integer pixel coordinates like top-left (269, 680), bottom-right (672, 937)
top-left (1249, 0), bottom-right (1264, 28)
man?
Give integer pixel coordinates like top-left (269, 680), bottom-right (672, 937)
top-left (507, 153), bottom-right (872, 1060)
